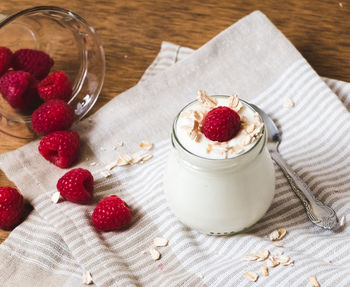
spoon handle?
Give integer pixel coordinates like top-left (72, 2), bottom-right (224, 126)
top-left (270, 151), bottom-right (338, 230)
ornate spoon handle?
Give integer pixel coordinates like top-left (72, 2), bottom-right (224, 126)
top-left (270, 151), bottom-right (338, 230)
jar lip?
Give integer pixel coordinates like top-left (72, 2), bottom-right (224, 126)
top-left (172, 95), bottom-right (265, 161)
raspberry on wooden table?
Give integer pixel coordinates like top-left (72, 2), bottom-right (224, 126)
top-left (0, 47), bottom-right (13, 76)
top-left (38, 71), bottom-right (72, 102)
top-left (201, 106), bottom-right (241, 142)
top-left (31, 99), bottom-right (74, 135)
top-left (0, 187), bottom-right (24, 230)
top-left (0, 71), bottom-right (40, 110)
top-left (57, 168), bottom-right (94, 204)
top-left (38, 130), bottom-right (80, 168)
top-left (12, 49), bottom-right (54, 80)
top-left (92, 195), bottom-right (132, 231)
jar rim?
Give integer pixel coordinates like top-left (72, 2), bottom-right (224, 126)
top-left (171, 95), bottom-right (265, 162)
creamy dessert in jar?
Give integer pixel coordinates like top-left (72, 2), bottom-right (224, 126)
top-left (163, 91), bottom-right (275, 235)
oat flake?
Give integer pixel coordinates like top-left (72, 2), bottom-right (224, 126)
top-left (243, 271), bottom-right (259, 282)
top-left (82, 271), bottom-right (93, 285)
top-left (261, 265), bottom-right (269, 276)
top-left (140, 141), bottom-right (153, 150)
top-left (149, 248), bottom-right (161, 260)
top-left (283, 97), bottom-right (295, 108)
top-left (153, 237), bottom-right (168, 247)
top-left (309, 275), bottom-right (320, 287)
top-left (51, 192), bottom-right (60, 204)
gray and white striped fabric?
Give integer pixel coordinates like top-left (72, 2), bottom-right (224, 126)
top-left (1, 11), bottom-right (350, 286)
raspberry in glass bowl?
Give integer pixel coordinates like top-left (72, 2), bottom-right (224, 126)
top-left (0, 6), bottom-right (105, 139)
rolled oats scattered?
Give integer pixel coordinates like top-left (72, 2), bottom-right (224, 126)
top-left (82, 271), bottom-right (93, 285)
top-left (244, 253), bottom-right (259, 261)
top-left (140, 153), bottom-right (153, 163)
top-left (51, 192), bottom-right (60, 204)
top-left (228, 94), bottom-right (243, 113)
top-left (100, 170), bottom-right (112, 178)
top-left (269, 228), bottom-right (287, 241)
top-left (283, 97), bottom-right (295, 108)
top-left (275, 255), bottom-right (290, 264)
top-left (105, 160), bottom-right (119, 170)
top-left (261, 265), bottom-right (269, 276)
top-left (309, 275), bottom-right (320, 287)
top-left (149, 248), bottom-right (161, 261)
top-left (193, 110), bottom-right (204, 121)
top-left (139, 141), bottom-right (153, 150)
top-left (90, 162), bottom-right (97, 166)
top-left (115, 140), bottom-right (124, 147)
top-left (267, 256), bottom-right (280, 268)
top-left (274, 241), bottom-right (284, 247)
top-left (198, 90), bottom-right (218, 107)
top-left (153, 237), bottom-right (168, 247)
top-left (116, 154), bottom-right (132, 166)
top-left (243, 271), bottom-right (259, 282)
top-left (257, 249), bottom-right (270, 261)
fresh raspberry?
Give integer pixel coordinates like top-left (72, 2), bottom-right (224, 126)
top-left (0, 187), bottom-right (24, 230)
top-left (12, 49), bottom-right (54, 80)
top-left (31, 99), bottom-right (74, 135)
top-left (38, 130), bottom-right (80, 168)
top-left (57, 168), bottom-right (93, 204)
top-left (38, 71), bottom-right (72, 102)
top-left (92, 195), bottom-right (132, 231)
top-left (201, 106), bottom-right (241, 142)
top-left (0, 47), bottom-right (13, 76)
top-left (0, 71), bottom-right (40, 110)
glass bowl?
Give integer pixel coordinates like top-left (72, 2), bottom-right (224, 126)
top-left (0, 6), bottom-right (105, 139)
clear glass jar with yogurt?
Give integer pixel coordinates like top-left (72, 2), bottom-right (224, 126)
top-left (163, 94), bottom-right (275, 235)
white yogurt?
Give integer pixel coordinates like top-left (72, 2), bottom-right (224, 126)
top-left (175, 95), bottom-right (262, 159)
top-left (164, 94), bottom-right (275, 235)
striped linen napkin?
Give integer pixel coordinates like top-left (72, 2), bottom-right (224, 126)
top-left (1, 11), bottom-right (350, 287)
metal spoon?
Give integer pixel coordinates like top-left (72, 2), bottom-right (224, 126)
top-left (251, 104), bottom-right (338, 230)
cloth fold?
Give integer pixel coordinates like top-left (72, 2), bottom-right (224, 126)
top-left (1, 11), bottom-right (350, 286)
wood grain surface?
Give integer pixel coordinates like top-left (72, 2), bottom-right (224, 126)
top-left (0, 0), bottom-right (349, 242)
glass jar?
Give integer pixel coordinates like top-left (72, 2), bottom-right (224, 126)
top-left (163, 100), bottom-right (275, 235)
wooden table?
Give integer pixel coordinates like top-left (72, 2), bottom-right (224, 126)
top-left (0, 0), bottom-right (349, 242)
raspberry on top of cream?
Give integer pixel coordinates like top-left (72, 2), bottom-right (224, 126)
top-left (176, 90), bottom-right (264, 159)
